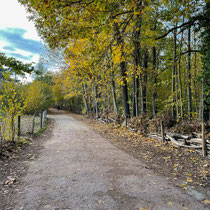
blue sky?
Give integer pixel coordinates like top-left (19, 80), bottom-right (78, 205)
top-left (0, 0), bottom-right (44, 64)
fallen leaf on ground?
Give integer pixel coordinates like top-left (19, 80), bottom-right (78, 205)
top-left (187, 177), bottom-right (193, 183)
top-left (203, 200), bottom-right (210, 204)
top-left (139, 207), bottom-right (149, 210)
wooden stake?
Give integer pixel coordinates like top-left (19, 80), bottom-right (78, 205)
top-left (0, 125), bottom-right (2, 154)
top-left (32, 113), bottom-right (36, 137)
top-left (40, 112), bottom-right (43, 129)
top-left (161, 120), bottom-right (165, 142)
top-left (202, 122), bottom-right (206, 157)
top-left (18, 116), bottom-right (21, 137)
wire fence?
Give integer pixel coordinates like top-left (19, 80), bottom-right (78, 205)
top-left (0, 110), bottom-right (47, 153)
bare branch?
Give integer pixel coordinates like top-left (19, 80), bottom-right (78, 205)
top-left (155, 20), bottom-right (194, 40)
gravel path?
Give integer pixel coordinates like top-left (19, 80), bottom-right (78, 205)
top-left (11, 110), bottom-right (206, 210)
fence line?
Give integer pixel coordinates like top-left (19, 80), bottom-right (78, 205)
top-left (0, 110), bottom-right (48, 153)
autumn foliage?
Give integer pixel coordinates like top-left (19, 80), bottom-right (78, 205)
top-left (11, 1), bottom-right (209, 124)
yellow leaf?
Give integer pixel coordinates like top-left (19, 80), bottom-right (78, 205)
top-left (163, 156), bottom-right (171, 159)
top-left (187, 177), bottom-right (193, 183)
top-left (203, 200), bottom-right (210, 204)
top-left (139, 207), bottom-right (149, 210)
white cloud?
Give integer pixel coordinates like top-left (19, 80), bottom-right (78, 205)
top-left (0, 40), bottom-right (6, 50)
top-left (0, 0), bottom-right (43, 65)
top-left (0, 0), bottom-right (40, 41)
top-left (31, 54), bottom-right (40, 63)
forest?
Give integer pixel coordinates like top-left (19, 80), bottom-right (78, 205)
top-left (0, 0), bottom-right (210, 149)
top-left (18, 0), bottom-right (209, 122)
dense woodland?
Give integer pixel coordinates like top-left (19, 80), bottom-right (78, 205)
top-left (18, 0), bottom-right (210, 122)
top-left (1, 0), bottom-right (210, 144)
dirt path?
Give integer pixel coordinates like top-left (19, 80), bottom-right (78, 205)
top-left (9, 110), bottom-right (207, 210)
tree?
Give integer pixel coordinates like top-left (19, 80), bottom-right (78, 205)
top-left (0, 53), bottom-right (34, 76)
top-left (19, 0), bottom-right (208, 122)
top-left (0, 73), bottom-right (25, 142)
top-left (200, 2), bottom-right (210, 121)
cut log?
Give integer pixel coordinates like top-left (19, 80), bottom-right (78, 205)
top-left (188, 138), bottom-right (209, 144)
top-left (149, 135), bottom-right (165, 142)
top-left (98, 118), bottom-right (106, 123)
top-left (166, 135), bottom-right (202, 149)
top-left (165, 132), bottom-right (191, 140)
top-left (108, 117), bottom-right (116, 122)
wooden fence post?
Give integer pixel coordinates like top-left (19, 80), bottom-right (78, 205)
top-left (106, 111), bottom-right (109, 124)
top-left (202, 122), bottom-right (207, 157)
top-left (18, 115), bottom-right (21, 137)
top-left (161, 120), bottom-right (165, 142)
top-left (42, 110), bottom-right (47, 128)
top-left (40, 112), bottom-right (43, 129)
top-left (32, 113), bottom-right (36, 137)
top-left (0, 125), bottom-right (2, 154)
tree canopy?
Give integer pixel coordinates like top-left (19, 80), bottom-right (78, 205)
top-left (18, 0), bottom-right (210, 121)
top-left (0, 53), bottom-right (34, 76)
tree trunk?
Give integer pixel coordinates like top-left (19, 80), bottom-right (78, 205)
top-left (187, 26), bottom-right (192, 119)
top-left (132, 70), bottom-right (137, 117)
top-left (11, 114), bottom-right (15, 142)
top-left (111, 78), bottom-right (118, 114)
top-left (110, 50), bottom-right (118, 115)
top-left (199, 79), bottom-right (204, 122)
top-left (152, 46), bottom-right (157, 118)
top-left (120, 60), bottom-right (130, 118)
top-left (114, 22), bottom-right (130, 118)
top-left (83, 84), bottom-right (89, 114)
top-left (107, 93), bottom-right (110, 113)
top-left (140, 75), bottom-right (144, 114)
top-left (194, 51), bottom-right (198, 114)
top-left (18, 115), bottom-right (21, 137)
top-left (178, 29), bottom-right (184, 120)
top-left (141, 50), bottom-right (148, 114)
top-left (132, 9), bottom-right (142, 117)
top-left (132, 69), bottom-right (140, 117)
top-left (175, 57), bottom-right (179, 118)
top-left (89, 94), bottom-right (92, 114)
top-left (172, 27), bottom-right (177, 119)
top-left (94, 84), bottom-right (99, 118)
